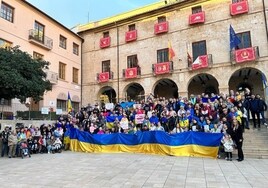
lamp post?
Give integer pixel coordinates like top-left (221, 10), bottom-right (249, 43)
top-left (1, 98), bottom-right (4, 120)
top-left (25, 102), bottom-right (30, 120)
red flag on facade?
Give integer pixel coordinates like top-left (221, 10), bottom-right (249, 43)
top-left (192, 55), bottom-right (208, 70)
top-left (168, 41), bottom-right (175, 61)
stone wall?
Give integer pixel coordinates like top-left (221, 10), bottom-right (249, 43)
top-left (80, 0), bottom-right (268, 105)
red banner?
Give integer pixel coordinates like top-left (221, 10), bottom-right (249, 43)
top-left (192, 55), bottom-right (209, 70)
top-left (125, 30), bottom-right (137, 42)
top-left (125, 67), bottom-right (137, 79)
top-left (98, 72), bottom-right (109, 82)
top-left (230, 0), bottom-right (249, 16)
top-left (189, 11), bottom-right (205, 25)
top-left (100, 37), bottom-right (111, 48)
top-left (235, 47), bottom-right (256, 63)
top-left (154, 62), bottom-right (170, 75)
top-left (154, 22), bottom-right (169, 34)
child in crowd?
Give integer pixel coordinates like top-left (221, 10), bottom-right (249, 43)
top-left (221, 134), bottom-right (234, 161)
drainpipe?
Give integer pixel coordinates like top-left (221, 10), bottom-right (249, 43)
top-left (116, 23), bottom-right (120, 103)
top-left (80, 39), bottom-right (83, 109)
top-left (263, 0), bottom-right (268, 42)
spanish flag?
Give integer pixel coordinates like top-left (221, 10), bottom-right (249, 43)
top-left (168, 41), bottom-right (175, 61)
top-left (67, 92), bottom-right (72, 112)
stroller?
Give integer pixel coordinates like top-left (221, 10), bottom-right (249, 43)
top-left (51, 138), bottom-right (62, 154)
top-left (20, 141), bottom-right (31, 159)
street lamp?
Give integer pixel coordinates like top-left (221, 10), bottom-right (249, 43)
top-left (25, 102), bottom-right (30, 120)
top-left (1, 98), bottom-right (4, 120)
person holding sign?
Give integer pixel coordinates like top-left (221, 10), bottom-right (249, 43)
top-left (120, 114), bottom-right (129, 132)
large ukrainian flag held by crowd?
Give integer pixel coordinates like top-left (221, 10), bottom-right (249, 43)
top-left (69, 128), bottom-right (223, 158)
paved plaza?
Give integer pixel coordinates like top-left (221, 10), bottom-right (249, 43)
top-left (0, 151), bottom-right (268, 188)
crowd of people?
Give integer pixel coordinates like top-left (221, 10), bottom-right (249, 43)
top-left (1, 123), bottom-right (64, 158)
top-left (1, 88), bottom-right (267, 161)
top-left (71, 88), bottom-right (267, 162)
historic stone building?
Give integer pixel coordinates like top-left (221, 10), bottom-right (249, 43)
top-left (0, 0), bottom-right (83, 118)
top-left (78, 0), bottom-right (268, 105)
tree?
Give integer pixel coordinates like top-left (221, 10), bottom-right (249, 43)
top-left (0, 46), bottom-right (52, 102)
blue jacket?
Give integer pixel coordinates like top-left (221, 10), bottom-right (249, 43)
top-left (149, 115), bottom-right (159, 124)
top-left (250, 99), bottom-right (260, 112)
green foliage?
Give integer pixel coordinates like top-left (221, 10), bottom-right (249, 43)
top-left (0, 46), bottom-right (52, 102)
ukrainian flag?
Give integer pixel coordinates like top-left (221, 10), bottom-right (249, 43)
top-left (106, 115), bottom-right (123, 129)
top-left (67, 92), bottom-right (72, 112)
top-left (69, 128), bottom-right (223, 158)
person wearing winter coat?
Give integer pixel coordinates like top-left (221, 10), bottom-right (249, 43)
top-left (8, 130), bottom-right (18, 158)
top-left (221, 134), bottom-right (234, 161)
top-left (256, 94), bottom-right (267, 126)
top-left (249, 94), bottom-right (261, 128)
top-left (233, 119), bottom-right (244, 161)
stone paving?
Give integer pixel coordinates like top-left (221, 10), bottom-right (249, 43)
top-left (0, 151), bottom-right (268, 188)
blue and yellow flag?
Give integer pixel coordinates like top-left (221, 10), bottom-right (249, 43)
top-left (67, 92), bottom-right (72, 112)
top-left (69, 128), bottom-right (223, 158)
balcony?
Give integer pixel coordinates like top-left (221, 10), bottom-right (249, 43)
top-left (97, 71), bottom-right (114, 83)
top-left (189, 11), bottom-right (205, 25)
top-left (123, 67), bottom-right (141, 79)
top-left (45, 71), bottom-right (58, 84)
top-left (188, 54), bottom-right (213, 70)
top-left (125, 30), bottom-right (137, 42)
top-left (100, 37), bottom-right (111, 48)
top-left (154, 21), bottom-right (169, 34)
top-left (28, 29), bottom-right (53, 50)
top-left (231, 46), bottom-right (259, 64)
top-left (152, 62), bottom-right (173, 75)
top-left (230, 0), bottom-right (249, 16)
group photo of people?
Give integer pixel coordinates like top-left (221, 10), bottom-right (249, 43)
top-left (1, 88), bottom-right (267, 162)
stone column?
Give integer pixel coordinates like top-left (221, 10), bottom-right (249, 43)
top-left (178, 91), bottom-right (188, 98)
top-left (218, 86), bottom-right (229, 95)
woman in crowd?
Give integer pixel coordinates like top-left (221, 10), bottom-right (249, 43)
top-left (233, 119), bottom-right (244, 161)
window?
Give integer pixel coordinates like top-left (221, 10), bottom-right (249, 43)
top-left (103, 32), bottom-right (109, 38)
top-left (59, 62), bottom-right (66, 80)
top-left (0, 98), bottom-right (11, 106)
top-left (127, 55), bottom-right (138, 68)
top-left (158, 16), bottom-right (166, 23)
top-left (72, 67), bottom-right (79, 84)
top-left (232, 0), bottom-right (244, 3)
top-left (57, 99), bottom-right (66, 111)
top-left (73, 43), bottom-right (79, 55)
top-left (33, 52), bottom-right (43, 60)
top-left (128, 24), bottom-right (136, 31)
top-left (34, 21), bottom-right (45, 43)
top-left (157, 49), bottom-right (169, 63)
top-left (102, 60), bottom-right (110, 73)
top-left (59, 35), bottom-right (67, 49)
top-left (72, 102), bottom-right (79, 112)
top-left (237, 31), bottom-right (251, 49)
top-left (0, 2), bottom-right (14, 22)
top-left (0, 38), bottom-right (12, 49)
top-left (192, 40), bottom-right (207, 61)
top-left (192, 6), bottom-right (202, 14)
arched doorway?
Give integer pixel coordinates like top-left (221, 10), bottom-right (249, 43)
top-left (153, 79), bottom-right (178, 98)
top-left (229, 68), bottom-right (265, 98)
top-left (188, 74), bottom-right (219, 96)
top-left (124, 83), bottom-right (145, 102)
top-left (98, 86), bottom-right (116, 103)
